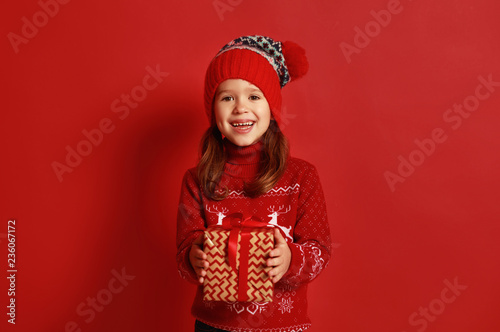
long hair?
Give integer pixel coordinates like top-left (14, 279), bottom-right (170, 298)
top-left (196, 120), bottom-right (289, 200)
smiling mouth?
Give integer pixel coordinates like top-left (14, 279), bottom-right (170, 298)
top-left (231, 122), bottom-right (255, 127)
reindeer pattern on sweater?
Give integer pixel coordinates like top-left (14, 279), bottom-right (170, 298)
top-left (176, 139), bottom-right (332, 332)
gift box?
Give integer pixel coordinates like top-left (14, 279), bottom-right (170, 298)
top-left (203, 213), bottom-right (274, 302)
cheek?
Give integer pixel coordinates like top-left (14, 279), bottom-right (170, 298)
top-left (214, 118), bottom-right (224, 132)
top-left (263, 119), bottom-right (271, 132)
top-left (261, 106), bottom-right (272, 123)
top-left (213, 105), bottom-right (224, 122)
top-left (259, 114), bottom-right (271, 133)
top-left (213, 110), bottom-right (227, 132)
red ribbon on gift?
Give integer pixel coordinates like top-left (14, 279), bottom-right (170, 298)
top-left (220, 213), bottom-right (266, 302)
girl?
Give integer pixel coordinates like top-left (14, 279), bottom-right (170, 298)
top-left (176, 35), bottom-right (332, 332)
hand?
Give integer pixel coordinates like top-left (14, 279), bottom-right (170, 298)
top-left (189, 233), bottom-right (208, 284)
top-left (266, 228), bottom-right (291, 284)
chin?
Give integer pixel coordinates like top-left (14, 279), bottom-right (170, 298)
top-left (229, 137), bottom-right (255, 147)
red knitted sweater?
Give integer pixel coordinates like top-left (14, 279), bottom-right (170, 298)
top-left (176, 138), bottom-right (332, 332)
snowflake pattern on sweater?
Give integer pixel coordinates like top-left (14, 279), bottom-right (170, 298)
top-left (176, 139), bottom-right (332, 332)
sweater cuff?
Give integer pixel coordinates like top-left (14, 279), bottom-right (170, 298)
top-left (282, 243), bottom-right (304, 281)
top-left (179, 246), bottom-right (201, 285)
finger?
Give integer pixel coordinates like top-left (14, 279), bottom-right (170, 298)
top-left (195, 257), bottom-right (209, 268)
top-left (194, 259), bottom-right (206, 269)
top-left (268, 266), bottom-right (284, 281)
top-left (194, 250), bottom-right (207, 260)
top-left (272, 269), bottom-right (285, 283)
top-left (194, 266), bottom-right (207, 281)
top-left (272, 274), bottom-right (283, 283)
top-left (274, 228), bottom-right (286, 245)
top-left (268, 266), bottom-right (277, 277)
top-left (267, 256), bottom-right (282, 267)
top-left (268, 247), bottom-right (282, 258)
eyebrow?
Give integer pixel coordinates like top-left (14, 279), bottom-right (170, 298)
top-left (216, 88), bottom-right (263, 96)
top-left (216, 89), bottom-right (232, 96)
top-left (248, 88), bottom-right (263, 93)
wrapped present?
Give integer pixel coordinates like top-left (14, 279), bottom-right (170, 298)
top-left (203, 213), bottom-right (274, 302)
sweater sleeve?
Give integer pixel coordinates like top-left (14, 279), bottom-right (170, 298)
top-left (176, 168), bottom-right (206, 284)
top-left (280, 163), bottom-right (332, 288)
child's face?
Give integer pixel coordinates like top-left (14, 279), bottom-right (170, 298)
top-left (214, 79), bottom-right (272, 147)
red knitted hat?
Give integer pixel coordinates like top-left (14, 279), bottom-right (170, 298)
top-left (204, 35), bottom-right (309, 128)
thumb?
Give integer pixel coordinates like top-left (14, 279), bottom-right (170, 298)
top-left (274, 227), bottom-right (286, 245)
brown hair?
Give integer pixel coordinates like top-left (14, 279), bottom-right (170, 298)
top-left (196, 120), bottom-right (289, 200)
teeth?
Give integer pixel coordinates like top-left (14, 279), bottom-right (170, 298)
top-left (232, 122), bottom-right (254, 127)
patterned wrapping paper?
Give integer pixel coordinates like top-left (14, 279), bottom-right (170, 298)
top-left (203, 221), bottom-right (274, 302)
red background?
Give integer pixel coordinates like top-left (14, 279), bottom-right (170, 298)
top-left (2, 0), bottom-right (500, 331)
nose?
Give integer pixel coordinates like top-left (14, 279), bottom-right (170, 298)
top-left (233, 98), bottom-right (248, 113)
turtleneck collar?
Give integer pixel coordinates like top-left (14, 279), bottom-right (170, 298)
top-left (223, 138), bottom-right (264, 179)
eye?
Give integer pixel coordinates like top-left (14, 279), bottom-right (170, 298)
top-left (221, 96), bottom-right (234, 102)
top-left (249, 95), bottom-right (261, 100)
